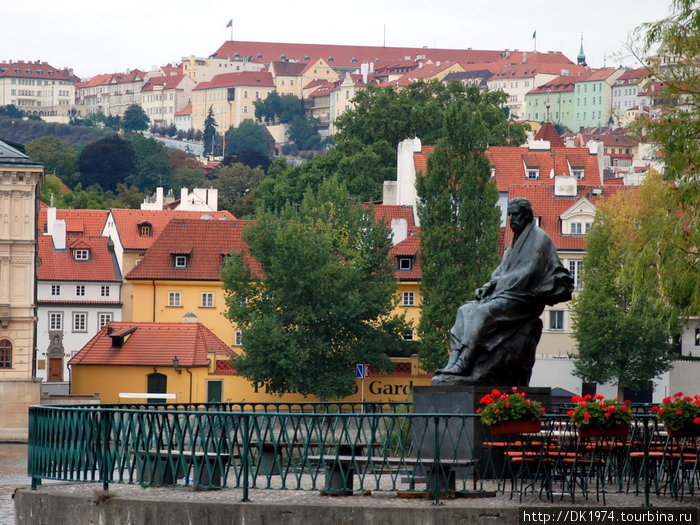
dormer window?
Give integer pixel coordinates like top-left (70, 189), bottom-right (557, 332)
top-left (526, 169), bottom-right (539, 180)
top-left (74, 249), bottom-right (89, 261)
top-left (174, 255), bottom-right (188, 268)
top-left (572, 169), bottom-right (584, 180)
top-left (139, 223), bottom-right (152, 237)
top-left (398, 257), bottom-right (413, 271)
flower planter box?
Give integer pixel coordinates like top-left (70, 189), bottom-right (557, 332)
top-left (667, 426), bottom-right (700, 438)
top-left (577, 424), bottom-right (629, 438)
top-left (488, 419), bottom-right (541, 435)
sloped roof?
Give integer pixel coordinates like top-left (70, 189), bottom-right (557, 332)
top-left (0, 139), bottom-right (42, 167)
top-left (141, 74), bottom-right (187, 91)
top-left (491, 62), bottom-right (586, 79)
top-left (270, 61), bottom-right (307, 76)
top-left (371, 205), bottom-right (417, 229)
top-left (503, 184), bottom-right (637, 250)
top-left (125, 218), bottom-right (261, 281)
top-left (37, 208), bottom-right (109, 237)
top-left (175, 104), bottom-right (192, 116)
top-left (75, 69), bottom-right (146, 88)
top-left (0, 61), bottom-right (78, 82)
top-left (213, 40), bottom-right (507, 69)
top-left (413, 145), bottom-right (436, 173)
top-left (69, 322), bottom-right (233, 367)
top-left (37, 235), bottom-right (121, 282)
top-left (580, 68), bottom-right (618, 82)
top-left (534, 122), bottom-right (565, 148)
top-left (109, 209), bottom-right (235, 251)
top-left (193, 71), bottom-right (274, 91)
top-left (390, 229), bottom-right (421, 280)
top-left (486, 146), bottom-right (602, 190)
top-left (527, 75), bottom-right (585, 95)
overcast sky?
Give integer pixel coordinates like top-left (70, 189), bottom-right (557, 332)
top-left (3, 0), bottom-right (672, 79)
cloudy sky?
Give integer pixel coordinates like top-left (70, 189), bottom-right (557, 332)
top-left (3, 0), bottom-right (672, 79)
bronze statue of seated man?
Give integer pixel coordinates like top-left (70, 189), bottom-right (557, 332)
top-left (433, 197), bottom-right (574, 385)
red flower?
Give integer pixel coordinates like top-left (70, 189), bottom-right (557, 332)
top-left (583, 413), bottom-right (592, 419)
top-left (650, 406), bottom-right (660, 413)
top-left (504, 402), bottom-right (511, 407)
top-left (593, 394), bottom-right (605, 400)
top-left (607, 406), bottom-right (616, 412)
top-left (624, 400), bottom-right (632, 404)
top-left (566, 410), bottom-right (575, 417)
top-left (663, 397), bottom-right (672, 404)
top-left (693, 417), bottom-right (700, 425)
top-left (676, 409), bottom-right (684, 415)
top-left (491, 389), bottom-right (501, 396)
top-left (604, 412), bottom-right (611, 418)
top-left (511, 386), bottom-right (518, 391)
top-left (494, 409), bottom-right (500, 414)
top-left (476, 408), bottom-right (481, 413)
top-left (659, 408), bottom-right (666, 414)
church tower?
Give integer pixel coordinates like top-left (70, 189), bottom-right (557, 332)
top-left (577, 34), bottom-right (587, 67)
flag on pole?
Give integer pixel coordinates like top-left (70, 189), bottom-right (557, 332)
top-left (532, 30), bottom-right (536, 39)
top-left (226, 19), bottom-right (233, 28)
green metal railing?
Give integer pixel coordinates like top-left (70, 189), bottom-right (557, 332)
top-left (28, 404), bottom-right (699, 505)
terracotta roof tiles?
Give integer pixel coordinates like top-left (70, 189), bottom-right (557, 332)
top-left (37, 235), bottom-right (121, 282)
top-left (125, 218), bottom-right (261, 281)
top-left (38, 208), bottom-right (109, 237)
top-left (193, 71), bottom-right (274, 91)
top-left (69, 322), bottom-right (233, 367)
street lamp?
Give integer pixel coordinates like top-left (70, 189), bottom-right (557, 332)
top-left (172, 355), bottom-right (182, 374)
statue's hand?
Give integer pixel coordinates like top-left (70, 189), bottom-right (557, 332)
top-left (475, 283), bottom-right (490, 300)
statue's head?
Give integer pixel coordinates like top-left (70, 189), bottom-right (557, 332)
top-left (507, 197), bottom-right (534, 235)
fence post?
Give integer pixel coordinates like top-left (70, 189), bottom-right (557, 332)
top-left (242, 413), bottom-right (250, 502)
top-left (100, 409), bottom-right (110, 491)
top-left (432, 415), bottom-right (442, 505)
top-left (643, 417), bottom-right (650, 507)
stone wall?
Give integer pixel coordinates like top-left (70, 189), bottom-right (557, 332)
top-left (0, 379), bottom-right (40, 441)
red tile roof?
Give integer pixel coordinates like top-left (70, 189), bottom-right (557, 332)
top-left (38, 208), bottom-right (109, 237)
top-left (503, 184), bottom-right (637, 250)
top-left (213, 41), bottom-right (507, 69)
top-left (0, 61), bottom-right (79, 82)
top-left (487, 146), bottom-right (602, 190)
top-left (110, 209), bottom-right (235, 251)
top-left (580, 68), bottom-right (618, 82)
top-left (491, 62), bottom-right (586, 80)
top-left (270, 61), bottom-right (307, 76)
top-left (37, 235), bottom-right (121, 282)
top-left (175, 104), bottom-right (192, 116)
top-left (69, 322), bottom-right (233, 367)
top-left (390, 229), bottom-right (421, 280)
top-left (413, 145), bottom-right (436, 174)
top-left (141, 74), bottom-right (187, 91)
top-left (125, 218), bottom-right (261, 281)
top-left (371, 205), bottom-right (417, 229)
top-left (534, 122), bottom-right (565, 147)
top-left (193, 71), bottom-right (274, 91)
top-left (527, 75), bottom-right (585, 95)
top-left (75, 69), bottom-right (146, 88)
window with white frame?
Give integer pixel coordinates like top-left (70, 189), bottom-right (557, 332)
top-left (526, 169), bottom-right (539, 180)
top-left (402, 291), bottom-right (415, 307)
top-left (234, 330), bottom-right (243, 346)
top-left (569, 260), bottom-right (583, 289)
top-left (73, 312), bottom-right (87, 332)
top-left (571, 222), bottom-right (583, 234)
top-left (51, 285), bottom-right (61, 296)
top-left (549, 310), bottom-right (564, 330)
top-left (100, 286), bottom-right (110, 297)
top-left (572, 169), bottom-right (584, 180)
top-left (98, 313), bottom-right (112, 329)
top-left (201, 292), bottom-right (214, 308)
top-left (398, 258), bottom-right (413, 271)
top-left (174, 255), bottom-right (187, 268)
top-left (168, 292), bottom-right (181, 307)
top-left (74, 249), bottom-right (89, 261)
top-left (49, 312), bottom-right (63, 330)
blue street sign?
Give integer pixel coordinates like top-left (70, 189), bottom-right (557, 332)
top-left (355, 364), bottom-right (364, 378)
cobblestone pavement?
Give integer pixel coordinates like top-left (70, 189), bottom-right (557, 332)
top-left (0, 444), bottom-right (28, 525)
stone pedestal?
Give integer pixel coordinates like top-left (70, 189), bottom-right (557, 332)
top-left (412, 385), bottom-right (551, 477)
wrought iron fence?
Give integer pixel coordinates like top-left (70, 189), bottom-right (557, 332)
top-left (28, 405), bottom-right (699, 505)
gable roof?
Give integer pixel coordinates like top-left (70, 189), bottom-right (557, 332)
top-left (270, 61), bottom-right (307, 76)
top-left (534, 122), bottom-right (565, 147)
top-left (527, 75), bottom-right (585, 95)
top-left (69, 321), bottom-right (233, 367)
top-left (193, 71), bottom-right (274, 91)
top-left (109, 209), bottom-right (235, 251)
top-left (0, 61), bottom-right (79, 82)
top-left (37, 235), bottom-right (121, 282)
top-left (125, 218), bottom-right (261, 281)
top-left (390, 229), bottom-right (421, 280)
top-left (38, 208), bottom-right (109, 237)
top-left (371, 205), bottom-right (417, 229)
top-left (141, 74), bottom-right (187, 91)
top-left (487, 146), bottom-right (602, 190)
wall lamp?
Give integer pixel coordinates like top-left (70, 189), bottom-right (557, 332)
top-left (172, 355), bottom-right (182, 374)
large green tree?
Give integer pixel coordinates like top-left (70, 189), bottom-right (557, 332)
top-left (127, 134), bottom-right (172, 191)
top-left (416, 89), bottom-right (515, 371)
top-left (26, 136), bottom-right (79, 187)
top-left (630, 0), bottom-right (700, 316)
top-left (224, 119), bottom-right (271, 156)
top-left (78, 135), bottom-right (135, 191)
top-left (213, 163), bottom-right (265, 218)
top-left (222, 178), bottom-right (407, 399)
top-left (203, 106), bottom-right (218, 156)
top-left (572, 185), bottom-right (679, 398)
top-left (122, 104), bottom-right (150, 134)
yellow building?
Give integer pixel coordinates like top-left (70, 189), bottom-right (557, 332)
top-left (191, 71), bottom-right (275, 132)
top-left (69, 320), bottom-right (429, 404)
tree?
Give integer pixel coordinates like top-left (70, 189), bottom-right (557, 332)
top-left (0, 104), bottom-right (23, 118)
top-left (122, 104), bottom-right (150, 134)
top-left (213, 163), bottom-right (266, 218)
top-left (572, 186), bottom-right (679, 398)
top-left (224, 119), bottom-right (271, 156)
top-left (170, 167), bottom-right (208, 192)
top-left (289, 115), bottom-right (322, 150)
top-left (26, 136), bottom-right (80, 187)
top-left (167, 149), bottom-right (203, 173)
top-left (126, 134), bottom-right (172, 191)
top-left (114, 183), bottom-right (146, 209)
top-left (629, 0), bottom-right (700, 316)
top-left (78, 135), bottom-right (135, 191)
top-left (254, 92), bottom-right (304, 124)
top-left (416, 88), bottom-right (519, 372)
top-left (222, 178), bottom-right (407, 399)
top-left (222, 149), bottom-right (272, 172)
top-left (203, 106), bottom-right (218, 156)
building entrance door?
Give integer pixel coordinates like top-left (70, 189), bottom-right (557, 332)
top-left (48, 358), bottom-right (63, 382)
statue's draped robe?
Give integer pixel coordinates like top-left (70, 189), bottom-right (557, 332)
top-left (450, 221), bottom-right (574, 355)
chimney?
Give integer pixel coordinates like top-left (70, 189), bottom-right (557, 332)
top-left (46, 207), bottom-right (66, 250)
top-left (390, 218), bottom-right (408, 246)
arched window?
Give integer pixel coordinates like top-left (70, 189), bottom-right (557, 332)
top-left (0, 340), bottom-right (12, 368)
